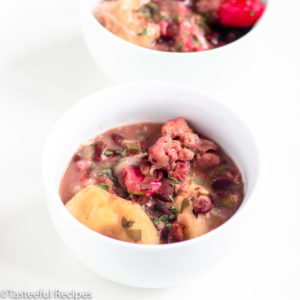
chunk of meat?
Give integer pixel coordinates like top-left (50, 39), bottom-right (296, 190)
top-left (161, 118), bottom-right (217, 153)
top-left (148, 135), bottom-right (194, 172)
top-left (94, 0), bottom-right (160, 49)
top-left (196, 152), bottom-right (220, 169)
top-left (196, 0), bottom-right (222, 13)
top-left (169, 161), bottom-right (189, 181)
top-left (161, 118), bottom-right (192, 137)
top-left (181, 133), bottom-right (217, 153)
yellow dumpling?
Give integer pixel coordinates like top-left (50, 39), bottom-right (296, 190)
top-left (173, 183), bottom-right (210, 240)
top-left (66, 185), bottom-right (159, 244)
top-left (94, 0), bottom-right (160, 48)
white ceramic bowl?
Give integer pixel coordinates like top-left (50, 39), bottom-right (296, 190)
top-left (79, 0), bottom-right (269, 89)
top-left (42, 81), bottom-right (259, 288)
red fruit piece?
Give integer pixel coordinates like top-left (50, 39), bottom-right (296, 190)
top-left (123, 167), bottom-right (145, 194)
top-left (76, 160), bottom-right (90, 172)
top-left (158, 20), bottom-right (168, 36)
top-left (219, 0), bottom-right (265, 27)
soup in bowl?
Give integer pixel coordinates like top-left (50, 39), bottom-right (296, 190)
top-left (79, 0), bottom-right (268, 88)
top-left (42, 81), bottom-right (259, 287)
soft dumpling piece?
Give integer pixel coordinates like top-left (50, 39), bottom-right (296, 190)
top-left (94, 0), bottom-right (160, 48)
top-left (66, 185), bottom-right (159, 244)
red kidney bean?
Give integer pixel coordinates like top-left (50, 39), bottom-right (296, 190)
top-left (160, 227), bottom-right (169, 242)
top-left (212, 177), bottom-right (233, 191)
top-left (92, 141), bottom-right (105, 162)
top-left (72, 153), bottom-right (81, 162)
top-left (166, 23), bottom-right (179, 39)
top-left (111, 133), bottom-right (124, 146)
top-left (154, 204), bottom-right (173, 217)
top-left (192, 195), bottom-right (212, 214)
top-left (168, 221), bottom-right (184, 243)
top-left (153, 178), bottom-right (174, 202)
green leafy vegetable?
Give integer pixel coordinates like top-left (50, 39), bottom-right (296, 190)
top-left (166, 223), bottom-right (172, 230)
top-left (168, 174), bottom-right (181, 184)
top-left (147, 2), bottom-right (157, 12)
top-left (159, 215), bottom-right (169, 222)
top-left (195, 178), bottom-right (204, 185)
top-left (138, 27), bottom-right (148, 36)
top-left (121, 216), bottom-right (135, 229)
top-left (170, 206), bottom-right (179, 214)
top-left (97, 184), bottom-right (110, 191)
top-left (117, 148), bottom-right (127, 157)
top-left (180, 198), bottom-right (190, 213)
top-left (104, 150), bottom-right (114, 156)
top-left (126, 229), bottom-right (142, 242)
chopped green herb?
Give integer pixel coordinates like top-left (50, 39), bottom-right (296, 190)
top-left (190, 173), bottom-right (196, 184)
top-left (180, 198), bottom-right (190, 213)
top-left (138, 135), bottom-right (146, 140)
top-left (104, 150), bottom-right (114, 156)
top-left (166, 223), bottom-right (172, 230)
top-left (249, 10), bottom-right (255, 16)
top-left (123, 140), bottom-right (142, 152)
top-left (147, 2), bottom-right (157, 12)
top-left (171, 14), bottom-right (179, 23)
top-left (195, 178), bottom-right (204, 185)
top-left (106, 168), bottom-right (112, 176)
top-left (142, 204), bottom-right (146, 210)
top-left (89, 164), bottom-right (95, 171)
top-left (138, 27), bottom-right (148, 36)
top-left (126, 229), bottom-right (142, 242)
top-left (159, 215), bottom-right (169, 222)
top-left (169, 214), bottom-right (175, 219)
top-left (121, 216), bottom-right (135, 229)
top-left (170, 206), bottom-right (179, 214)
top-left (168, 195), bottom-right (174, 202)
top-left (168, 174), bottom-right (181, 184)
top-left (97, 184), bottom-right (109, 191)
top-left (170, 182), bottom-right (175, 188)
top-left (193, 37), bottom-right (199, 46)
top-left (117, 148), bottom-right (127, 157)
top-left (129, 192), bottom-right (134, 199)
top-left (98, 172), bottom-right (106, 177)
top-left (153, 220), bottom-right (159, 226)
top-left (177, 189), bottom-right (182, 195)
top-left (140, 8), bottom-right (152, 19)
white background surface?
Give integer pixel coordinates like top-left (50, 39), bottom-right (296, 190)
top-left (0, 0), bottom-right (299, 299)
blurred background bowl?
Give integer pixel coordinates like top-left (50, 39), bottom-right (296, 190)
top-left (78, 0), bottom-right (268, 91)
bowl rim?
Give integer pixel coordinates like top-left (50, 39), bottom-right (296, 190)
top-left (82, 0), bottom-right (270, 56)
top-left (42, 80), bottom-right (260, 251)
